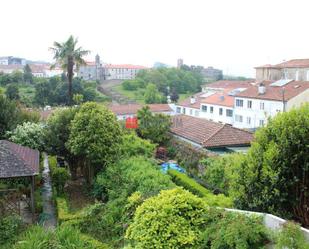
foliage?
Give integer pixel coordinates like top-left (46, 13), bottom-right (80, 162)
top-left (144, 83), bottom-right (164, 104)
top-left (7, 122), bottom-right (45, 151)
top-left (201, 153), bottom-right (245, 195)
top-left (50, 35), bottom-right (89, 105)
top-left (126, 188), bottom-right (209, 249)
top-left (231, 105), bottom-right (309, 226)
top-left (13, 225), bottom-right (109, 249)
top-left (0, 215), bottom-right (25, 246)
top-left (137, 106), bottom-right (171, 144)
top-left (119, 133), bottom-right (156, 158)
top-left (5, 84), bottom-right (20, 100)
top-left (81, 156), bottom-right (174, 247)
top-left (23, 64), bottom-right (33, 83)
top-left (67, 102), bottom-right (122, 182)
top-left (56, 197), bottom-right (84, 225)
top-left (201, 211), bottom-right (269, 249)
top-left (275, 222), bottom-right (309, 249)
top-left (168, 169), bottom-right (232, 207)
top-left (49, 156), bottom-right (70, 194)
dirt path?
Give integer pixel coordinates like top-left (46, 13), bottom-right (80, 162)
top-left (98, 79), bottom-right (137, 105)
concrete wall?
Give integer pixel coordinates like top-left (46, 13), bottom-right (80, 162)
top-left (256, 67), bottom-right (309, 81)
top-left (226, 208), bottom-right (309, 242)
top-left (286, 88), bottom-right (309, 110)
top-left (256, 68), bottom-right (282, 81)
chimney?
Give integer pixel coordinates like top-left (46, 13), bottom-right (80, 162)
top-left (258, 82), bottom-right (266, 95)
top-left (219, 95), bottom-right (225, 101)
top-left (190, 96), bottom-right (196, 104)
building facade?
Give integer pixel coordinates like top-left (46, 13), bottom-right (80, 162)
top-left (0, 56), bottom-right (26, 66)
top-left (104, 64), bottom-right (147, 80)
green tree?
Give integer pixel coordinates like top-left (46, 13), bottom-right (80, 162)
top-left (10, 70), bottom-right (23, 83)
top-left (231, 104), bottom-right (309, 226)
top-left (67, 102), bottom-right (122, 183)
top-left (144, 83), bottom-right (163, 104)
top-left (7, 122), bottom-right (45, 151)
top-left (50, 35), bottom-right (89, 105)
top-left (44, 107), bottom-right (79, 179)
top-left (126, 188), bottom-right (208, 249)
top-left (5, 84), bottom-right (20, 100)
top-left (23, 64), bottom-right (33, 83)
top-left (137, 106), bottom-right (171, 144)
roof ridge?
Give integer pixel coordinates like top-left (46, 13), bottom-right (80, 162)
top-left (202, 123), bottom-right (225, 145)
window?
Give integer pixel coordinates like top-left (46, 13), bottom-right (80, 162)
top-left (260, 102), bottom-right (265, 110)
top-left (247, 100), bottom-right (252, 109)
top-left (219, 108), bottom-right (223, 115)
top-left (190, 109), bottom-right (193, 115)
top-left (210, 106), bottom-right (214, 113)
top-left (236, 99), bottom-right (244, 107)
top-left (176, 107), bottom-right (181, 113)
top-left (235, 115), bottom-right (243, 122)
top-left (182, 108), bottom-right (186, 114)
top-left (247, 117), bottom-right (251, 124)
top-left (259, 119), bottom-right (265, 127)
top-left (201, 105), bottom-right (207, 112)
top-left (226, 109), bottom-right (233, 117)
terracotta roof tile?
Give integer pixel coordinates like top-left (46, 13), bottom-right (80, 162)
top-left (255, 59), bottom-right (309, 69)
top-left (0, 140), bottom-right (39, 178)
top-left (108, 104), bottom-right (172, 115)
top-left (235, 80), bottom-right (309, 101)
top-left (202, 80), bottom-right (254, 88)
top-left (104, 64), bottom-right (148, 69)
top-left (171, 115), bottom-right (253, 148)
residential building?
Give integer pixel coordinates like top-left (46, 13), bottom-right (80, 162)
top-left (104, 64), bottom-right (148, 80)
top-left (0, 56), bottom-right (26, 65)
top-left (233, 79), bottom-right (309, 129)
top-left (255, 58), bottom-right (309, 81)
top-left (0, 64), bottom-right (23, 74)
top-left (0, 63), bottom-right (62, 77)
top-left (171, 115), bottom-right (254, 154)
top-left (108, 104), bottom-right (173, 120)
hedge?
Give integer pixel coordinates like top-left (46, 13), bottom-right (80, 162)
top-left (168, 169), bottom-right (232, 207)
top-left (56, 197), bottom-right (84, 225)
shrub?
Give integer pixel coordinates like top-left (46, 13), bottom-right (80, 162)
top-left (123, 80), bottom-right (139, 91)
top-left (0, 215), bottom-right (25, 246)
top-left (168, 169), bottom-right (232, 207)
top-left (201, 211), bottom-right (269, 249)
top-left (126, 188), bottom-right (209, 249)
top-left (275, 222), bottom-right (309, 249)
top-left (49, 156), bottom-right (69, 193)
top-left (56, 197), bottom-right (84, 225)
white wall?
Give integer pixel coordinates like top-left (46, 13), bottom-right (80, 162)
top-left (175, 105), bottom-right (200, 117)
top-left (199, 104), bottom-right (234, 124)
top-left (106, 68), bottom-right (139, 80)
top-left (233, 97), bottom-right (283, 129)
top-left (286, 88), bottom-right (309, 110)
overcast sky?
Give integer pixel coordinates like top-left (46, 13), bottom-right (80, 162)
top-left (1, 0), bottom-right (309, 77)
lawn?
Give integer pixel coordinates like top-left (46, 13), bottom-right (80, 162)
top-left (112, 84), bottom-right (145, 104)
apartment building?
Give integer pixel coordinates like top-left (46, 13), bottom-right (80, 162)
top-left (104, 64), bottom-right (147, 80)
top-left (233, 80), bottom-right (309, 129)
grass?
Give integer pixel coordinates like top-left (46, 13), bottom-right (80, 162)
top-left (112, 84), bottom-right (145, 104)
top-left (178, 93), bottom-right (191, 102)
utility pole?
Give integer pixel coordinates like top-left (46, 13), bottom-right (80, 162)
top-left (281, 87), bottom-right (286, 112)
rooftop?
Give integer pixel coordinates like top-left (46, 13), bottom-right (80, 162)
top-left (104, 64), bottom-right (148, 69)
top-left (235, 80), bottom-right (309, 101)
top-left (202, 80), bottom-right (254, 88)
top-left (0, 140), bottom-right (40, 179)
top-left (108, 104), bottom-right (172, 115)
top-left (171, 115), bottom-right (253, 148)
top-left (256, 59), bottom-right (309, 69)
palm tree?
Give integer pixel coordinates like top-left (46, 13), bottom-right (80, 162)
top-left (50, 35), bottom-right (89, 105)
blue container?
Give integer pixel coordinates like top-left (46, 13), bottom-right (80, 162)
top-left (161, 162), bottom-right (185, 173)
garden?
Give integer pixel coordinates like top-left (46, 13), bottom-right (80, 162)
top-left (1, 92), bottom-right (309, 248)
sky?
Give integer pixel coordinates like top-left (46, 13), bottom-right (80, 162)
top-left (1, 0), bottom-right (309, 77)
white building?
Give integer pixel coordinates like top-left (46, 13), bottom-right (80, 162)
top-left (233, 80), bottom-right (309, 129)
top-left (104, 64), bottom-right (148, 80)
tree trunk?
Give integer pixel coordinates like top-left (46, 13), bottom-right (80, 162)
top-left (67, 56), bottom-right (74, 106)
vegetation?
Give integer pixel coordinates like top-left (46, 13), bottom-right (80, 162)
top-left (67, 102), bottom-right (122, 183)
top-left (49, 156), bottom-right (70, 194)
top-left (5, 84), bottom-right (20, 100)
top-left (7, 122), bottom-right (45, 151)
top-left (231, 105), bottom-right (309, 226)
top-left (0, 215), bottom-right (25, 247)
top-left (137, 106), bottom-right (171, 144)
top-left (50, 35), bottom-right (89, 105)
top-left (168, 170), bottom-right (232, 207)
top-left (144, 83), bottom-right (165, 104)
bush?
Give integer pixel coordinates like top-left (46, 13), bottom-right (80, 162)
top-left (201, 211), bottom-right (269, 249)
top-left (0, 215), bottom-right (25, 246)
top-left (126, 188), bottom-right (209, 249)
top-left (13, 225), bottom-right (109, 249)
top-left (275, 222), bottom-right (309, 249)
top-left (49, 156), bottom-right (70, 193)
top-left (123, 80), bottom-right (139, 91)
top-left (56, 197), bottom-right (84, 225)
top-left (168, 169), bottom-right (232, 207)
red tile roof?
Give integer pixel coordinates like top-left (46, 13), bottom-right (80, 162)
top-left (235, 80), bottom-right (309, 101)
top-left (0, 140), bottom-right (39, 178)
top-left (108, 104), bottom-right (172, 115)
top-left (201, 89), bottom-right (234, 107)
top-left (178, 92), bottom-right (205, 109)
top-left (203, 80), bottom-right (254, 88)
top-left (171, 115), bottom-right (253, 148)
top-left (256, 59), bottom-right (309, 69)
top-left (104, 64), bottom-right (148, 69)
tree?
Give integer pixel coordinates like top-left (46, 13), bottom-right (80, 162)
top-left (50, 35), bottom-right (89, 105)
top-left (67, 102), bottom-right (122, 183)
top-left (231, 104), bottom-right (309, 226)
top-left (23, 64), bottom-right (33, 83)
top-left (5, 84), bottom-right (20, 100)
top-left (44, 107), bottom-right (79, 179)
top-left (144, 83), bottom-right (163, 104)
top-left (126, 188), bottom-right (208, 249)
top-left (170, 88), bottom-right (179, 102)
top-left (10, 70), bottom-right (23, 83)
top-left (137, 106), bottom-right (171, 144)
top-left (7, 122), bottom-right (45, 151)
